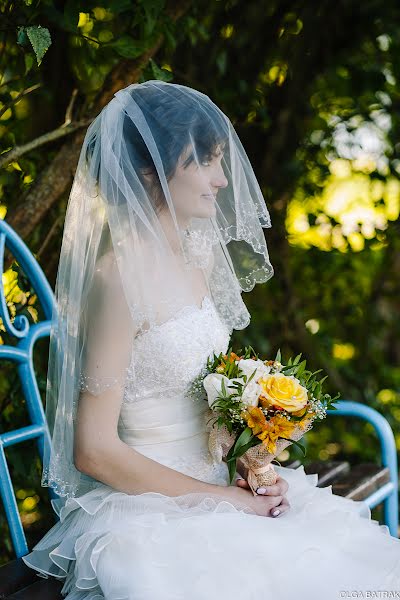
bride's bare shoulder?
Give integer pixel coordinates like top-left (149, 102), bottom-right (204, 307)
top-left (94, 251), bottom-right (120, 282)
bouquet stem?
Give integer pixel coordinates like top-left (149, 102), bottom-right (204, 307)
top-left (245, 462), bottom-right (278, 495)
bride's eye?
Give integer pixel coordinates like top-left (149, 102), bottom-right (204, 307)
top-left (200, 150), bottom-right (224, 167)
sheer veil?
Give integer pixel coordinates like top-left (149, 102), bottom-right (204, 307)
top-left (42, 80), bottom-right (274, 498)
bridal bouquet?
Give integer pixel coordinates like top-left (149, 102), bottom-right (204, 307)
top-left (190, 347), bottom-right (340, 496)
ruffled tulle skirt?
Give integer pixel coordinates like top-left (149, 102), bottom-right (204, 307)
top-left (22, 463), bottom-right (400, 600)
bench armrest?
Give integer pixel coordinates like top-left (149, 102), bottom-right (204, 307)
top-left (327, 400), bottom-right (397, 474)
top-left (327, 399), bottom-right (399, 537)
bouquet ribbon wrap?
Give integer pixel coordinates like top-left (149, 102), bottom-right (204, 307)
top-left (245, 463), bottom-right (277, 494)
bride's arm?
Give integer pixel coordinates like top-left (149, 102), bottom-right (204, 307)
top-left (74, 388), bottom-right (289, 523)
top-left (74, 386), bottom-right (228, 498)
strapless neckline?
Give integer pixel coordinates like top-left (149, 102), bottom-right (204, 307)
top-left (134, 295), bottom-right (213, 341)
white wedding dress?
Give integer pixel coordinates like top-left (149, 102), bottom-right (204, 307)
top-left (23, 295), bottom-right (400, 599)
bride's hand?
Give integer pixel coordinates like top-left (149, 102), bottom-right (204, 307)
top-left (225, 483), bottom-right (289, 518)
top-left (235, 473), bottom-right (290, 518)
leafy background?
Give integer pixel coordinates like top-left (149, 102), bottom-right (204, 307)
top-left (0, 0), bottom-right (399, 563)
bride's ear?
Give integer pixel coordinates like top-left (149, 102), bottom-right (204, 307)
top-left (141, 168), bottom-right (157, 186)
top-left (141, 168), bottom-right (161, 198)
top-left (141, 170), bottom-right (152, 183)
top-left (141, 168), bottom-right (166, 212)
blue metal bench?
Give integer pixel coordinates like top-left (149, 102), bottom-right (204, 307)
top-left (0, 218), bottom-right (63, 598)
top-left (0, 217), bottom-right (398, 598)
top-left (326, 400), bottom-right (398, 537)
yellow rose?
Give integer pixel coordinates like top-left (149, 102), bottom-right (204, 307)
top-left (258, 373), bottom-right (308, 413)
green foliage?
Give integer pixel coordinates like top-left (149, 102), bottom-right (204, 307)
top-left (1, 0), bottom-right (400, 562)
top-left (279, 351), bottom-right (341, 418)
top-left (21, 25), bottom-right (52, 65)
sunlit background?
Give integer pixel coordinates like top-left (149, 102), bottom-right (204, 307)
top-left (1, 1), bottom-right (399, 560)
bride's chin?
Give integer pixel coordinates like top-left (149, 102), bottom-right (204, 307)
top-left (194, 205), bottom-right (216, 219)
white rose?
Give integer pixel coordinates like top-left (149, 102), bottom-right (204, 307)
top-left (241, 379), bottom-right (262, 407)
top-left (203, 373), bottom-right (244, 409)
top-left (235, 359), bottom-right (272, 408)
top-left (237, 358), bottom-right (271, 382)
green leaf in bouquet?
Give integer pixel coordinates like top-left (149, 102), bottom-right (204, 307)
top-left (227, 458), bottom-right (237, 483)
top-left (293, 353), bottom-right (303, 365)
top-left (246, 368), bottom-right (257, 384)
top-left (207, 351), bottom-right (223, 372)
top-left (228, 381), bottom-right (243, 397)
top-left (279, 437), bottom-right (307, 457)
top-left (303, 370), bottom-right (315, 385)
top-left (275, 348), bottom-right (281, 363)
top-left (288, 409), bottom-right (309, 422)
top-left (325, 393), bottom-right (340, 408)
top-left (221, 378), bottom-right (228, 397)
top-left (295, 360), bottom-right (307, 378)
top-left (233, 436), bottom-right (261, 457)
top-left (311, 369), bottom-right (323, 378)
top-left (226, 428), bottom-right (251, 462)
top-left (281, 365), bottom-right (297, 376)
top-left (226, 440), bottom-right (236, 463)
top-left (319, 375), bottom-right (328, 386)
top-left (232, 426), bottom-right (253, 454)
top-left (227, 360), bottom-right (235, 378)
top-left (250, 345), bottom-right (259, 359)
top-left (229, 380), bottom-right (242, 389)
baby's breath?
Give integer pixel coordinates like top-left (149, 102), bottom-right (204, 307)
top-left (187, 365), bottom-right (210, 401)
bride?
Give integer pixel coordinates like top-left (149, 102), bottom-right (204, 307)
top-left (23, 80), bottom-right (400, 599)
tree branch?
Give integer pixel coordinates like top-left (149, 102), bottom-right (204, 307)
top-left (0, 83), bottom-right (41, 120)
top-left (7, 0), bottom-right (191, 242)
top-left (6, 130), bottom-right (86, 242)
top-left (0, 118), bottom-right (91, 169)
top-left (64, 88), bottom-right (78, 126)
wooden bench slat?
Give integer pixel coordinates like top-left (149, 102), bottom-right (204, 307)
top-left (7, 577), bottom-right (63, 600)
top-left (331, 464), bottom-right (391, 501)
top-left (303, 460), bottom-right (351, 486)
top-left (0, 558), bottom-right (39, 597)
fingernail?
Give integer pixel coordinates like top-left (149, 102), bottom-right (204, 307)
top-left (256, 487), bottom-right (266, 494)
top-left (272, 509), bottom-right (280, 517)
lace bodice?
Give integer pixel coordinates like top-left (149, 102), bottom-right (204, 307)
top-left (122, 295), bottom-right (230, 403)
top-left (115, 295), bottom-right (232, 484)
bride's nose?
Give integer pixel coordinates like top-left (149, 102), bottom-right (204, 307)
top-left (210, 163), bottom-right (228, 189)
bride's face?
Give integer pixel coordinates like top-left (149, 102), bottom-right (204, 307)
top-left (168, 144), bottom-right (228, 222)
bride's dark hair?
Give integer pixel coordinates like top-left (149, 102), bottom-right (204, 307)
top-left (86, 82), bottom-right (228, 212)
